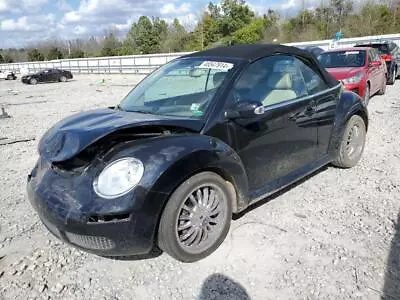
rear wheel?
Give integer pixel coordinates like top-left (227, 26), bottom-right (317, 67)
top-left (388, 68), bottom-right (396, 85)
top-left (332, 115), bottom-right (366, 168)
top-left (378, 76), bottom-right (386, 95)
top-left (158, 172), bottom-right (232, 262)
top-left (6, 75), bottom-right (13, 80)
top-left (30, 78), bottom-right (37, 85)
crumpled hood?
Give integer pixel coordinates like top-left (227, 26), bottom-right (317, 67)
top-left (38, 108), bottom-right (204, 162)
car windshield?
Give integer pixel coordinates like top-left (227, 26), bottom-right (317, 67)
top-left (318, 50), bottom-right (366, 68)
top-left (119, 58), bottom-right (236, 118)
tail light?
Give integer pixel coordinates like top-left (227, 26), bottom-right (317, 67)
top-left (381, 54), bottom-right (392, 62)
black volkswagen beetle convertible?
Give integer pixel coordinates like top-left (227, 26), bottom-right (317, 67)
top-left (27, 44), bottom-right (368, 262)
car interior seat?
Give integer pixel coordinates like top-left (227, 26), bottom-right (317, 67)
top-left (262, 72), bottom-right (297, 106)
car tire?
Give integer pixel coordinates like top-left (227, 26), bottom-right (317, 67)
top-left (6, 75), bottom-right (13, 80)
top-left (363, 84), bottom-right (370, 106)
top-left (378, 77), bottom-right (386, 95)
top-left (60, 76), bottom-right (67, 82)
top-left (30, 78), bottom-right (38, 85)
top-left (332, 115), bottom-right (366, 169)
top-left (158, 172), bottom-right (232, 262)
top-left (388, 68), bottom-right (396, 85)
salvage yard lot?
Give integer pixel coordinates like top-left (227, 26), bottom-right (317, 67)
top-left (0, 74), bottom-right (399, 300)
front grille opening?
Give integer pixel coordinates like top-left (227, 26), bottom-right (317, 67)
top-left (87, 213), bottom-right (130, 224)
top-left (65, 232), bottom-right (115, 250)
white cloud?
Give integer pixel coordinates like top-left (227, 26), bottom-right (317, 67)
top-left (1, 16), bottom-right (28, 31)
top-left (73, 25), bottom-right (88, 35)
top-left (0, 0), bottom-right (47, 13)
top-left (160, 3), bottom-right (191, 15)
top-left (64, 11), bottom-right (82, 23)
top-left (22, 0), bottom-right (48, 9)
top-left (280, 0), bottom-right (296, 10)
top-left (58, 0), bottom-right (71, 11)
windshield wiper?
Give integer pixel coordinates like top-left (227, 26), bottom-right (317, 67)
top-left (126, 109), bottom-right (155, 115)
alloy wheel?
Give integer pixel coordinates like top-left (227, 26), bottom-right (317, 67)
top-left (175, 184), bottom-right (228, 254)
top-left (345, 124), bottom-right (364, 160)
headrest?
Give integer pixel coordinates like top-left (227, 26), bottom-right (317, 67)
top-left (213, 72), bottom-right (227, 87)
top-left (267, 73), bottom-right (293, 89)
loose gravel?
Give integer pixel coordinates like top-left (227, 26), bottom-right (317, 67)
top-left (0, 74), bottom-right (399, 300)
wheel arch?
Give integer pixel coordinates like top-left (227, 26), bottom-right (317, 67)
top-left (150, 149), bottom-right (249, 216)
top-left (328, 91), bottom-right (369, 157)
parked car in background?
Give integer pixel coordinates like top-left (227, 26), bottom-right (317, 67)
top-left (28, 44), bottom-right (368, 262)
top-left (299, 46), bottom-right (325, 58)
top-left (354, 40), bottom-right (400, 85)
top-left (21, 68), bottom-right (73, 85)
top-left (318, 47), bottom-right (386, 105)
top-left (0, 70), bottom-right (17, 80)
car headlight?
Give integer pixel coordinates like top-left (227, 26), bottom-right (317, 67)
top-left (93, 157), bottom-right (144, 199)
top-left (342, 72), bottom-right (364, 84)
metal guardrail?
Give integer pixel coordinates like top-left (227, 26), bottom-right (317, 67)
top-left (0, 52), bottom-right (193, 75)
top-left (285, 33), bottom-right (400, 50)
top-left (1, 33), bottom-right (399, 75)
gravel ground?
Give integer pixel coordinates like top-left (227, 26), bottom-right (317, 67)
top-left (0, 74), bottom-right (399, 300)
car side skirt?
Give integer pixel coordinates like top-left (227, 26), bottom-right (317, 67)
top-left (247, 155), bottom-right (331, 207)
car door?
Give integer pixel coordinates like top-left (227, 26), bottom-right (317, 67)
top-left (40, 70), bottom-right (51, 82)
top-left (368, 50), bottom-right (379, 92)
top-left (51, 69), bottom-right (61, 81)
top-left (298, 58), bottom-right (340, 156)
top-left (374, 49), bottom-right (386, 84)
top-left (222, 55), bottom-right (319, 194)
top-left (392, 44), bottom-right (400, 72)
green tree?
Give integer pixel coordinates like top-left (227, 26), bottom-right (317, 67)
top-left (161, 18), bottom-right (189, 52)
top-left (101, 32), bottom-right (121, 56)
top-left (330, 0), bottom-right (354, 31)
top-left (28, 49), bottom-right (45, 62)
top-left (3, 54), bottom-right (13, 63)
top-left (69, 49), bottom-right (85, 58)
top-left (0, 54), bottom-right (3, 63)
top-left (219, 0), bottom-right (254, 36)
top-left (47, 47), bottom-right (64, 60)
top-left (231, 19), bottom-right (265, 44)
top-left (123, 16), bottom-right (156, 54)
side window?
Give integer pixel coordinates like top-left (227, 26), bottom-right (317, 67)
top-left (368, 51), bottom-right (374, 64)
top-left (375, 50), bottom-right (381, 61)
top-left (297, 59), bottom-right (328, 94)
top-left (371, 49), bottom-right (378, 61)
top-left (232, 55), bottom-right (308, 107)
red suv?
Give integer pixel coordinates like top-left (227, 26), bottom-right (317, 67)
top-left (318, 47), bottom-right (387, 105)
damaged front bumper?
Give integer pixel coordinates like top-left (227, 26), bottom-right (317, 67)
top-left (26, 158), bottom-right (164, 257)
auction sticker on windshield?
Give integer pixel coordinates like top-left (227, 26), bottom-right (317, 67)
top-left (344, 51), bottom-right (360, 55)
top-left (198, 61), bottom-right (234, 71)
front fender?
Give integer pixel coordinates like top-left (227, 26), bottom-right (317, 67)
top-left (104, 134), bottom-right (250, 214)
top-left (328, 90), bottom-right (368, 157)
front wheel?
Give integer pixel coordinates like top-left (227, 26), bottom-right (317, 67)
top-left (30, 78), bottom-right (38, 85)
top-left (158, 172), bottom-right (232, 262)
top-left (332, 115), bottom-right (366, 168)
top-left (59, 76), bottom-right (67, 82)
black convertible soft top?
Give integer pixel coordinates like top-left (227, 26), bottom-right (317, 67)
top-left (183, 44), bottom-right (338, 87)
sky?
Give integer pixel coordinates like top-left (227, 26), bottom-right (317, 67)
top-left (0, 0), bottom-right (310, 48)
